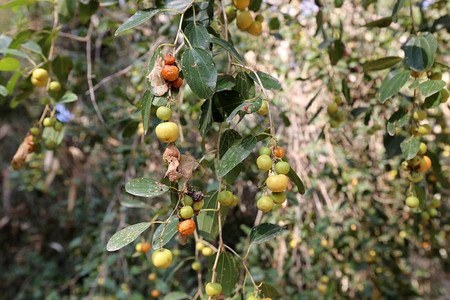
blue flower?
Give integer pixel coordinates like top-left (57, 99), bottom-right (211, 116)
top-left (55, 103), bottom-right (74, 123)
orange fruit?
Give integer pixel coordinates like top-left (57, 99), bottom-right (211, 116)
top-left (177, 219), bottom-right (196, 236)
top-left (416, 156), bottom-right (431, 172)
top-left (164, 54), bottom-right (175, 65)
top-left (141, 242), bottom-right (151, 253)
top-left (172, 77), bottom-right (183, 88)
top-left (272, 146), bottom-right (285, 158)
top-left (161, 65), bottom-right (179, 82)
top-left (150, 289), bottom-right (160, 298)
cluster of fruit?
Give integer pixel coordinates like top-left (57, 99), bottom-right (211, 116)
top-left (191, 241), bottom-right (215, 271)
top-left (226, 0), bottom-right (264, 35)
top-left (177, 194), bottom-right (205, 236)
top-left (155, 106), bottom-right (179, 143)
top-left (30, 67), bottom-right (61, 91)
top-left (413, 71), bottom-right (449, 104)
top-left (327, 95), bottom-right (344, 128)
top-left (217, 189), bottom-right (239, 207)
top-left (135, 241), bottom-right (151, 253)
top-left (161, 54), bottom-right (183, 88)
top-left (255, 146), bottom-right (290, 212)
top-left (317, 275), bottom-right (329, 295)
top-left (402, 142), bottom-right (431, 189)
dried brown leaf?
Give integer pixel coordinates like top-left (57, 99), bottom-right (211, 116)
top-left (147, 57), bottom-right (169, 96)
top-left (11, 134), bottom-right (35, 170)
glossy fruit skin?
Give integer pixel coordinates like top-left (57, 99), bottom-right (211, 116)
top-left (201, 246), bottom-right (213, 256)
top-left (417, 155), bottom-right (431, 172)
top-left (273, 146), bottom-right (284, 158)
top-left (31, 76), bottom-right (47, 87)
top-left (156, 106), bottom-right (172, 121)
top-left (259, 146), bottom-right (272, 156)
top-left (266, 174), bottom-right (289, 192)
top-left (257, 155), bottom-right (272, 171)
top-left (43, 117), bottom-right (55, 127)
top-left (141, 242), bottom-right (151, 253)
top-left (161, 65), bottom-right (179, 82)
top-left (271, 192), bottom-right (286, 204)
top-left (406, 196), bottom-right (419, 208)
top-left (151, 248), bottom-right (173, 269)
top-left (257, 196), bottom-right (274, 212)
top-left (257, 100), bottom-right (268, 115)
top-left (247, 21), bottom-right (262, 35)
top-left (155, 122), bottom-right (179, 143)
top-left (327, 103), bottom-right (338, 114)
top-left (164, 54), bottom-right (175, 65)
top-left (49, 81), bottom-right (61, 92)
top-left (418, 143), bottom-right (427, 155)
top-left (32, 68), bottom-right (48, 81)
top-left (180, 206), bottom-right (194, 219)
top-left (184, 195), bottom-right (194, 206)
top-left (275, 161), bottom-right (290, 174)
top-left (172, 77), bottom-right (183, 88)
top-left (205, 282), bottom-right (222, 297)
top-left (440, 88), bottom-right (449, 103)
top-left (191, 261), bottom-right (201, 271)
top-left (150, 290), bottom-right (160, 298)
top-left (233, 0), bottom-right (250, 10)
top-left (218, 190), bottom-right (233, 206)
top-left (237, 11), bottom-right (253, 30)
top-left (177, 219), bottom-right (196, 236)
top-left (192, 200), bottom-right (204, 210)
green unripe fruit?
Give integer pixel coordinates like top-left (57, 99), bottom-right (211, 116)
top-left (401, 161), bottom-right (409, 171)
top-left (408, 156), bottom-right (421, 167)
top-left (183, 195), bottom-right (193, 206)
top-left (191, 261), bottom-right (201, 271)
top-left (429, 208), bottom-right (438, 217)
top-left (417, 124), bottom-right (431, 135)
top-left (54, 121), bottom-right (63, 132)
top-left (413, 110), bottom-right (426, 121)
top-left (418, 143), bottom-right (427, 155)
top-left (257, 196), bottom-right (274, 212)
top-left (30, 127), bottom-right (40, 136)
top-left (275, 161), bottom-right (290, 174)
top-left (440, 88), bottom-right (449, 103)
top-left (334, 95), bottom-right (343, 105)
top-left (43, 117), bottom-right (55, 127)
top-left (40, 97), bottom-right (51, 105)
top-left (151, 248), bottom-right (173, 269)
top-left (205, 282), bottom-right (222, 297)
top-left (330, 120), bottom-right (339, 128)
top-left (271, 191), bottom-right (286, 204)
top-left (201, 246), bottom-right (213, 256)
top-left (180, 206), bottom-right (194, 219)
top-left (255, 15), bottom-right (264, 22)
top-left (256, 100), bottom-right (268, 115)
top-left (259, 146), bottom-right (272, 156)
top-left (225, 6), bottom-right (237, 22)
top-left (327, 103), bottom-right (338, 115)
top-left (230, 195), bottom-right (238, 207)
top-left (218, 190), bottom-right (233, 206)
top-left (156, 106), bottom-right (172, 121)
top-left (429, 72), bottom-right (442, 80)
top-left (408, 172), bottom-right (422, 183)
top-left (192, 200), bottom-right (204, 210)
top-left (406, 196), bottom-right (419, 208)
top-left (421, 211), bottom-right (430, 221)
top-left (335, 110), bottom-right (344, 122)
top-left (44, 139), bottom-right (55, 148)
top-left (256, 154), bottom-right (272, 171)
top-left (49, 81), bottom-right (61, 92)
top-left (431, 199), bottom-right (441, 208)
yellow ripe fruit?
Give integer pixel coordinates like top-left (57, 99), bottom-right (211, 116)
top-left (317, 283), bottom-right (327, 294)
top-left (233, 0), bottom-right (250, 10)
top-left (49, 81), bottom-right (61, 92)
top-left (151, 248), bottom-right (173, 269)
top-left (196, 242), bottom-right (205, 251)
top-left (247, 21), bottom-right (262, 35)
top-left (155, 121), bottom-right (179, 143)
top-left (320, 276), bottom-right (329, 284)
top-left (257, 196), bottom-right (274, 212)
top-left (202, 246), bottom-right (214, 256)
top-left (413, 110), bottom-right (426, 121)
top-left (32, 68), bottom-right (48, 82)
top-left (321, 239), bottom-right (328, 247)
top-left (440, 88), bottom-right (449, 103)
top-left (257, 100), bottom-right (268, 115)
top-left (237, 11), bottom-right (253, 30)
top-left (135, 243), bottom-right (142, 252)
top-left (266, 174), bottom-right (289, 192)
top-left (418, 143), bottom-right (427, 155)
top-left (205, 282), bottom-right (222, 297)
top-left (31, 76), bottom-right (47, 87)
top-left (147, 273), bottom-right (157, 281)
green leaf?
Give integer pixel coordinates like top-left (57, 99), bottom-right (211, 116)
top-left (217, 136), bottom-right (256, 177)
top-left (250, 223), bottom-right (286, 244)
top-left (106, 222), bottom-right (151, 251)
top-left (115, 9), bottom-right (160, 36)
top-left (181, 47), bottom-right (217, 99)
top-left (226, 98), bottom-right (262, 122)
top-left (364, 16), bottom-right (392, 28)
top-left (140, 90), bottom-right (153, 133)
top-left (58, 0), bottom-right (76, 23)
top-left (125, 178), bottom-right (169, 198)
top-left (418, 80), bottom-right (445, 97)
top-left (257, 282), bottom-right (280, 297)
top-left (219, 129), bottom-right (241, 158)
top-left (0, 48), bottom-right (28, 59)
top-left (392, 0), bottom-right (406, 22)
top-left (0, 0), bottom-right (50, 9)
top-left (21, 41), bottom-right (42, 54)
top-left (403, 32), bottom-right (437, 72)
top-left (328, 40), bottom-right (345, 66)
top-left (210, 37), bottom-right (244, 63)
top-left (287, 168), bottom-right (305, 194)
top-left (249, 71), bottom-right (282, 90)
top-left (233, 72), bottom-right (254, 99)
top-left (120, 194), bottom-right (151, 209)
top-left (52, 56), bottom-right (73, 84)
top-left (79, 0), bottom-right (99, 24)
top-left (424, 92), bottom-right (441, 109)
top-left (212, 90), bottom-right (244, 122)
top-left (400, 136), bottom-right (420, 160)
top-left (59, 92), bottom-right (78, 103)
top-left (215, 75), bottom-right (235, 92)
top-left (249, 0), bottom-right (262, 11)
top-left (206, 251), bottom-right (239, 295)
top-left (379, 70), bottom-right (411, 102)
top-left (122, 121), bottom-right (139, 138)
top-left (199, 99), bottom-right (213, 136)
top-left (162, 292), bottom-right (190, 300)
top-left (184, 23), bottom-right (210, 49)
top-left (342, 78), bottom-right (351, 104)
top-left (387, 108), bottom-right (409, 136)
top-left (362, 56), bottom-right (403, 72)
top-left (6, 71), bottom-right (21, 94)
top-left (156, 0), bottom-right (193, 12)
top-left (0, 85), bottom-right (7, 97)
top-left (197, 190), bottom-right (228, 241)
top-left (152, 215), bottom-right (178, 249)
top-left (0, 57), bottom-right (20, 71)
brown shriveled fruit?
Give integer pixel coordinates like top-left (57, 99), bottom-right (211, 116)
top-left (272, 146), bottom-right (285, 158)
top-left (177, 219), bottom-right (196, 236)
top-left (172, 77), bottom-right (183, 88)
top-left (161, 65), bottom-right (179, 82)
top-left (164, 54), bottom-right (176, 65)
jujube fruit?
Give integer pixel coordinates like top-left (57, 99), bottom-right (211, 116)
top-left (266, 174), bottom-right (289, 192)
top-left (259, 146), bottom-right (272, 156)
top-left (161, 65), bottom-right (179, 82)
top-left (256, 100), bottom-right (268, 115)
top-left (247, 21), bottom-right (262, 36)
top-left (164, 54), bottom-right (175, 65)
top-left (155, 122), bottom-right (179, 143)
top-left (327, 103), bottom-right (338, 115)
top-left (151, 248), bottom-right (173, 269)
top-left (177, 219), bottom-right (196, 236)
top-left (205, 282), bottom-right (222, 297)
top-left (172, 77), bottom-right (183, 88)
top-left (233, 0), bottom-right (250, 10)
top-left (275, 161), bottom-right (290, 174)
top-left (156, 106), bottom-right (172, 121)
top-left (192, 200), bottom-right (204, 210)
top-left (405, 196), bottom-right (419, 208)
top-left (271, 191), bottom-right (286, 204)
top-left (218, 190), bottom-right (233, 206)
top-left (202, 246), bottom-right (213, 256)
top-left (141, 242), bottom-right (151, 253)
top-left (256, 154), bottom-right (272, 171)
top-left (237, 11), bottom-right (253, 30)
top-left (191, 261), bottom-right (201, 271)
top-left (440, 88), bottom-right (449, 103)
top-left (272, 146), bottom-right (284, 158)
top-left (180, 206), bottom-right (194, 219)
top-left (257, 196), bottom-right (274, 212)
top-left (184, 195), bottom-right (194, 206)
top-left (49, 81), bottom-right (61, 92)
top-left (150, 290), bottom-right (160, 298)
top-left (418, 143), bottom-right (427, 155)
top-left (417, 155), bottom-right (431, 172)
